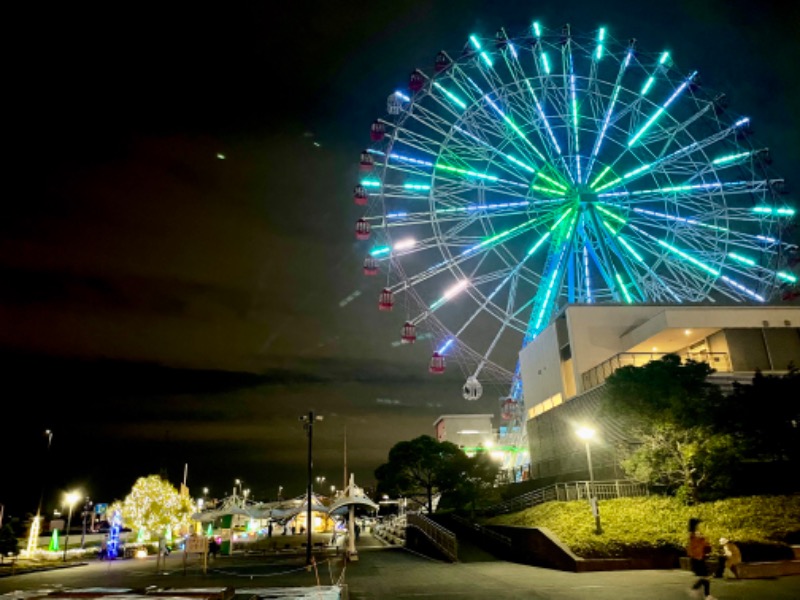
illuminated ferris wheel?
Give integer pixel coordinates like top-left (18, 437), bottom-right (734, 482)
top-left (352, 22), bottom-right (797, 415)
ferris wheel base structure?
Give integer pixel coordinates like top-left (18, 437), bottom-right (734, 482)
top-left (349, 20), bottom-right (798, 482)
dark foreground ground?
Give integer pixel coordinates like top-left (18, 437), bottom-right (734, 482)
top-left (1, 534), bottom-right (799, 599)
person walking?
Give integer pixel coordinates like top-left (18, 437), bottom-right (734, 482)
top-left (716, 537), bottom-right (742, 579)
top-left (687, 518), bottom-right (716, 599)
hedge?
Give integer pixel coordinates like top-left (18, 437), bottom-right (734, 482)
top-left (485, 495), bottom-right (800, 559)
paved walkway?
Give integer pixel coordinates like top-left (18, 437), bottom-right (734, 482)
top-left (0, 535), bottom-right (797, 599)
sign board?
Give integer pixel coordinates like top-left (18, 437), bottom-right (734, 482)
top-left (185, 534), bottom-right (208, 554)
top-left (94, 503), bottom-right (108, 516)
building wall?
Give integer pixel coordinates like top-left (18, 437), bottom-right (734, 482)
top-left (432, 414), bottom-right (493, 450)
top-left (521, 305), bottom-right (800, 482)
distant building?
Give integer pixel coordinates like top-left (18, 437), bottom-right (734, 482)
top-left (519, 304), bottom-right (800, 481)
top-left (433, 414), bottom-right (494, 453)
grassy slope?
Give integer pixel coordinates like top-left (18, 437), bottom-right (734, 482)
top-left (485, 495), bottom-right (800, 558)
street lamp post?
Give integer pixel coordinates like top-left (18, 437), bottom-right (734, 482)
top-left (80, 497), bottom-right (93, 549)
top-left (63, 491), bottom-right (80, 561)
top-left (300, 411), bottom-right (323, 566)
top-left (576, 426), bottom-right (602, 535)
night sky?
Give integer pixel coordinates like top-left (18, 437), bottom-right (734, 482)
top-left (2, 1), bottom-right (798, 517)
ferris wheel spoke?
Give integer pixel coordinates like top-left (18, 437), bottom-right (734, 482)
top-left (449, 60), bottom-right (565, 183)
top-left (585, 46), bottom-right (633, 183)
top-left (498, 33), bottom-right (569, 174)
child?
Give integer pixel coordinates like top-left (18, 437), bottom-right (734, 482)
top-left (718, 537), bottom-right (742, 579)
top-left (687, 518), bottom-right (716, 600)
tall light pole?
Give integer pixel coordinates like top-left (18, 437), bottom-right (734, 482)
top-left (63, 491), bottom-right (80, 561)
top-left (80, 497), bottom-right (93, 549)
top-left (576, 426), bottom-right (602, 535)
top-left (300, 411), bottom-right (323, 566)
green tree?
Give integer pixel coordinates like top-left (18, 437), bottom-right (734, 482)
top-left (0, 524), bottom-right (19, 559)
top-left (722, 368), bottom-right (800, 464)
top-left (374, 435), bottom-right (465, 513)
top-left (604, 354), bottom-right (741, 503)
top-left (449, 452), bottom-right (500, 517)
top-left (108, 475), bottom-right (195, 542)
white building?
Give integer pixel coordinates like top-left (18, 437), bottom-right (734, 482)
top-left (519, 304), bottom-right (800, 480)
top-left (433, 414), bottom-right (494, 453)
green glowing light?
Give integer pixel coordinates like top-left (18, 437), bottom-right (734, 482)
top-left (616, 273), bottom-right (634, 303)
top-left (433, 82), bottom-right (467, 110)
top-left (728, 252), bottom-right (756, 266)
top-left (590, 165), bottom-right (612, 190)
top-left (629, 107), bottom-right (664, 146)
top-left (778, 271), bottom-right (798, 283)
top-left (506, 154), bottom-right (537, 173)
top-left (469, 35), bottom-right (482, 50)
top-left (658, 240), bottom-right (719, 276)
top-left (370, 246), bottom-right (391, 257)
top-left (753, 206), bottom-right (795, 216)
top-left (536, 172), bottom-right (568, 190)
top-left (533, 21), bottom-right (542, 38)
top-left (712, 151), bottom-right (750, 165)
top-left (596, 204), bottom-right (626, 225)
top-left (361, 179), bottom-right (381, 188)
top-left (641, 76), bottom-right (655, 96)
top-left (601, 219), bottom-right (619, 235)
top-left (618, 235), bottom-right (645, 263)
top-left (526, 232), bottom-right (551, 256)
top-left (541, 52), bottom-right (551, 74)
top-left (595, 176), bottom-right (623, 192)
top-left (659, 51), bottom-right (670, 65)
top-left (550, 208), bottom-right (573, 231)
top-left (532, 184), bottom-right (564, 195)
top-left (436, 163), bottom-right (499, 182)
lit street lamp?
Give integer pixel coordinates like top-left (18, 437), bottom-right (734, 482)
top-left (315, 476), bottom-right (326, 493)
top-left (63, 491), bottom-right (80, 561)
top-left (576, 426), bottom-right (602, 534)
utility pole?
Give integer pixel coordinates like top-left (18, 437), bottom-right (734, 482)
top-left (300, 411), bottom-right (322, 566)
top-left (80, 498), bottom-right (93, 549)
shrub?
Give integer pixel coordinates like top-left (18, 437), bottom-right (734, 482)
top-left (485, 495), bottom-right (800, 559)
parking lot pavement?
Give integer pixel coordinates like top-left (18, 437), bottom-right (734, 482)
top-left (0, 536), bottom-right (798, 599)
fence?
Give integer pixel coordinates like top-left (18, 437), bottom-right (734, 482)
top-left (483, 479), bottom-right (648, 516)
top-left (406, 513), bottom-right (458, 562)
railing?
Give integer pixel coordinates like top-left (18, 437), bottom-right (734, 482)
top-left (406, 513), bottom-right (458, 562)
top-left (582, 351), bottom-right (731, 391)
top-left (450, 514), bottom-right (511, 548)
top-left (482, 479), bottom-right (648, 516)
top-left (554, 480), bottom-right (648, 501)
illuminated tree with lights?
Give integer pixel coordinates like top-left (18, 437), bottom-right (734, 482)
top-left (108, 475), bottom-right (195, 542)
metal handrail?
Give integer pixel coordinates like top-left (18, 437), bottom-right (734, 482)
top-left (581, 351), bottom-right (731, 391)
top-left (450, 514), bottom-right (511, 547)
top-left (483, 479), bottom-right (647, 516)
top-left (406, 513), bottom-right (458, 562)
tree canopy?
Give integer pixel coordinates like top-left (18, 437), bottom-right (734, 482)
top-left (108, 475), bottom-right (195, 541)
top-left (375, 435), bottom-right (476, 513)
top-left (604, 355), bottom-right (738, 503)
